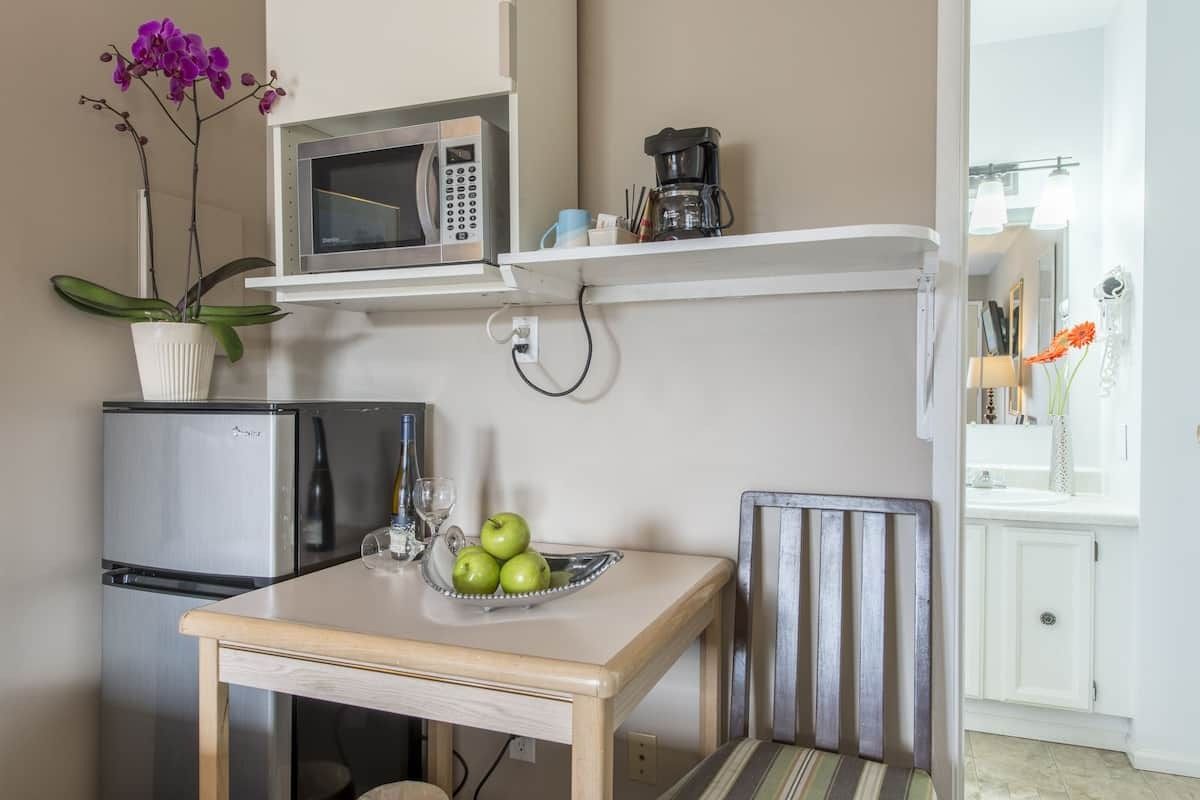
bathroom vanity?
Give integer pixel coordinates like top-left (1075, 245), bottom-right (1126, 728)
top-left (963, 490), bottom-right (1137, 751)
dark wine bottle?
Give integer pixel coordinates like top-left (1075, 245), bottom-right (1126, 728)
top-left (389, 413), bottom-right (420, 559)
top-left (302, 416), bottom-right (335, 552)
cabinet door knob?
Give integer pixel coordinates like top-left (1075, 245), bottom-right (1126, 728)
top-left (1040, 611), bottom-right (1057, 626)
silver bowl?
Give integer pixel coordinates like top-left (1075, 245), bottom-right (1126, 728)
top-left (420, 532), bottom-right (623, 611)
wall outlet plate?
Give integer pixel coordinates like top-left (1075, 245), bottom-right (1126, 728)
top-left (512, 316), bottom-right (538, 364)
top-left (508, 736), bottom-right (536, 763)
top-left (627, 732), bottom-right (657, 784)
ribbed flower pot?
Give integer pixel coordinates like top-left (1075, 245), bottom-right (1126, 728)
top-left (130, 321), bottom-right (215, 401)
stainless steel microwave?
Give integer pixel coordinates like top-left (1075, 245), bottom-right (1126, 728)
top-left (297, 116), bottom-right (509, 272)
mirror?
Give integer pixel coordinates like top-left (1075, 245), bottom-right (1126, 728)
top-left (966, 222), bottom-right (1067, 424)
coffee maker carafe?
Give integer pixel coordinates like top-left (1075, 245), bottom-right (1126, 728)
top-left (644, 126), bottom-right (734, 240)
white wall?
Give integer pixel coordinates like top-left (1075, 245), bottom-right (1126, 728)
top-left (0, 3), bottom-right (268, 796)
top-left (1133, 0), bottom-right (1200, 778)
top-left (969, 29), bottom-right (1106, 470)
top-left (1099, 0), bottom-right (1146, 505)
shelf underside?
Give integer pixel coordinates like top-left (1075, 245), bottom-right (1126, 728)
top-left (247, 224), bottom-right (940, 312)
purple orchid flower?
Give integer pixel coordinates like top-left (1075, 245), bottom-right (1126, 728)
top-left (113, 56), bottom-right (132, 91)
top-left (257, 89), bottom-right (277, 115)
top-left (239, 72), bottom-right (256, 86)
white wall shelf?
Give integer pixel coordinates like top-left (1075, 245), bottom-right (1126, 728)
top-left (248, 223), bottom-right (941, 437)
top-left (248, 224), bottom-right (940, 311)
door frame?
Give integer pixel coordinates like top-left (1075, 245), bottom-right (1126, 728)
top-left (932, 0), bottom-right (969, 799)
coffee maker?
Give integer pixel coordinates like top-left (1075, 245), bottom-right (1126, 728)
top-left (643, 126), bottom-right (734, 240)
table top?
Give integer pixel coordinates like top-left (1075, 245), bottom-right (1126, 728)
top-left (180, 544), bottom-right (732, 698)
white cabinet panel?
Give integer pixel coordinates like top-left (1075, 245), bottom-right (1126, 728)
top-left (1000, 527), bottom-right (1094, 711)
top-left (964, 523), bottom-right (986, 699)
top-left (267, 0), bottom-right (513, 126)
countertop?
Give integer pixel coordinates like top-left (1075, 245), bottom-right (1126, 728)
top-left (965, 491), bottom-right (1138, 527)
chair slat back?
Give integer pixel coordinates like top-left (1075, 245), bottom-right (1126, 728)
top-left (770, 508), bottom-right (804, 744)
top-left (814, 510), bottom-right (845, 752)
top-left (728, 492), bottom-right (933, 772)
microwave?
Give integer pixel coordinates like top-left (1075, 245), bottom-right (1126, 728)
top-left (297, 116), bottom-right (509, 272)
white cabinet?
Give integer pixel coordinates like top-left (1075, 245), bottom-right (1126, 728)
top-left (267, 0), bottom-right (514, 127)
top-left (965, 517), bottom-right (1134, 722)
top-left (999, 527), bottom-right (1095, 711)
top-left (963, 523), bottom-right (986, 699)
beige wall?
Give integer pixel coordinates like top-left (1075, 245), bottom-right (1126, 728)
top-left (269, 0), bottom-right (940, 796)
top-left (0, 2), bottom-right (268, 796)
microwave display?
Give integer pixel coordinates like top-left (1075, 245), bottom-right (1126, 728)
top-left (445, 144), bottom-right (475, 164)
top-left (310, 147), bottom-right (426, 254)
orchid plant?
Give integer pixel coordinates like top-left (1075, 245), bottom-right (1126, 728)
top-left (1024, 321), bottom-right (1096, 416)
top-left (50, 18), bottom-right (289, 362)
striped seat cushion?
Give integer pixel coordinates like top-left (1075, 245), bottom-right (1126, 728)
top-left (659, 739), bottom-right (936, 800)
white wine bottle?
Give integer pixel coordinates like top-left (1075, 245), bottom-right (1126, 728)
top-left (388, 413), bottom-right (420, 560)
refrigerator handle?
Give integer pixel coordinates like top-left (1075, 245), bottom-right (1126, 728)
top-left (103, 568), bottom-right (249, 600)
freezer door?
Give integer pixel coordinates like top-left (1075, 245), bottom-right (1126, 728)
top-left (103, 411), bottom-right (295, 579)
top-left (100, 583), bottom-right (290, 800)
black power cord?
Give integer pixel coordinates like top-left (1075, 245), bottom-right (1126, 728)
top-left (471, 735), bottom-right (517, 800)
top-left (452, 749), bottom-right (469, 796)
top-left (511, 285), bottom-right (593, 397)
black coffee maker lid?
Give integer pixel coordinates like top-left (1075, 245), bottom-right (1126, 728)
top-left (644, 126), bottom-right (721, 156)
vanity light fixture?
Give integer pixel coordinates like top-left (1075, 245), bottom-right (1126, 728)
top-left (969, 169), bottom-right (1009, 235)
top-left (967, 355), bottom-right (1018, 424)
top-left (1031, 157), bottom-right (1077, 230)
top-left (968, 156), bottom-right (1079, 235)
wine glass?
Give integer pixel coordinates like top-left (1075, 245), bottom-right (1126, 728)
top-left (413, 477), bottom-right (462, 551)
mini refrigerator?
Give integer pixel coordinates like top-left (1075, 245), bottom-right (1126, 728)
top-left (100, 401), bottom-right (427, 800)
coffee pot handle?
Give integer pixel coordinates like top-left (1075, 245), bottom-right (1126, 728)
top-left (704, 186), bottom-right (736, 232)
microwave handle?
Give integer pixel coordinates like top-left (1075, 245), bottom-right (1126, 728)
top-left (416, 142), bottom-right (439, 244)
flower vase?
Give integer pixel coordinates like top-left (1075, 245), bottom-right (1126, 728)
top-left (130, 321), bottom-right (215, 401)
top-left (1049, 414), bottom-right (1075, 495)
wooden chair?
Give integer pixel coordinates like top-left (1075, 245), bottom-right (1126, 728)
top-left (660, 492), bottom-right (934, 800)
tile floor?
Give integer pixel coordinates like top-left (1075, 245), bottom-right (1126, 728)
top-left (965, 732), bottom-right (1200, 800)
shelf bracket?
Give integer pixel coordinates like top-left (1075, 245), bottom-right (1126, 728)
top-left (916, 252), bottom-right (939, 442)
top-left (498, 264), bottom-right (581, 303)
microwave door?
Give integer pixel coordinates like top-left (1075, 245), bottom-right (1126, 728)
top-left (307, 144), bottom-right (428, 255)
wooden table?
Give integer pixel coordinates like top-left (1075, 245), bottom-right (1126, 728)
top-left (179, 545), bottom-right (732, 800)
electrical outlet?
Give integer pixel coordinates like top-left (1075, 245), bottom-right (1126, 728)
top-left (508, 736), bottom-right (536, 763)
top-left (512, 316), bottom-right (538, 364)
top-left (627, 732), bottom-right (657, 784)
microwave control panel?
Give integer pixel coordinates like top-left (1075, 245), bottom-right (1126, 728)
top-left (439, 136), bottom-right (483, 245)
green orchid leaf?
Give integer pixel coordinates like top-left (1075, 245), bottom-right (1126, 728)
top-left (176, 257), bottom-right (274, 312)
top-left (194, 304), bottom-right (283, 318)
top-left (199, 312), bottom-right (290, 328)
top-left (51, 275), bottom-right (177, 315)
top-left (202, 320), bottom-right (244, 363)
top-left (52, 286), bottom-right (175, 321)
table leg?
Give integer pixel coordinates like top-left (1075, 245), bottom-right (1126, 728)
top-left (426, 720), bottom-right (455, 794)
top-left (571, 695), bottom-right (613, 800)
top-left (198, 638), bottom-right (229, 800)
top-left (699, 594), bottom-right (725, 756)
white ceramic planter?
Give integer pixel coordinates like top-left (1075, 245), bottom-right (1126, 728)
top-left (130, 322), bottom-right (215, 401)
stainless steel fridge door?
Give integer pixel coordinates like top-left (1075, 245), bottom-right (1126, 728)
top-left (103, 411), bottom-right (295, 579)
top-left (100, 583), bottom-right (290, 800)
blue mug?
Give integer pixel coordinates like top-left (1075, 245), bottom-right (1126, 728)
top-left (540, 209), bottom-right (591, 249)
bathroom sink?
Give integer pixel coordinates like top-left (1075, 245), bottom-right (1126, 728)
top-left (966, 487), bottom-right (1071, 507)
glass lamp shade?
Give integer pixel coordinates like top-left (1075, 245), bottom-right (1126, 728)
top-left (969, 176), bottom-right (1009, 235)
top-left (1031, 168), bottom-right (1075, 230)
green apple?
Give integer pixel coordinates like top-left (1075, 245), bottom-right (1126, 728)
top-left (499, 550), bottom-right (551, 594)
top-left (479, 512), bottom-right (531, 561)
top-left (452, 548), bottom-right (501, 595)
top-left (549, 570), bottom-right (571, 589)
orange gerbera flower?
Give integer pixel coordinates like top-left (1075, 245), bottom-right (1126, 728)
top-left (1052, 327), bottom-right (1071, 348)
top-left (1026, 342), bottom-right (1068, 365)
top-left (1067, 321), bottom-right (1096, 348)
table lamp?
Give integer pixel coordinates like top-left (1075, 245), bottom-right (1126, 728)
top-left (967, 355), bottom-right (1018, 424)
